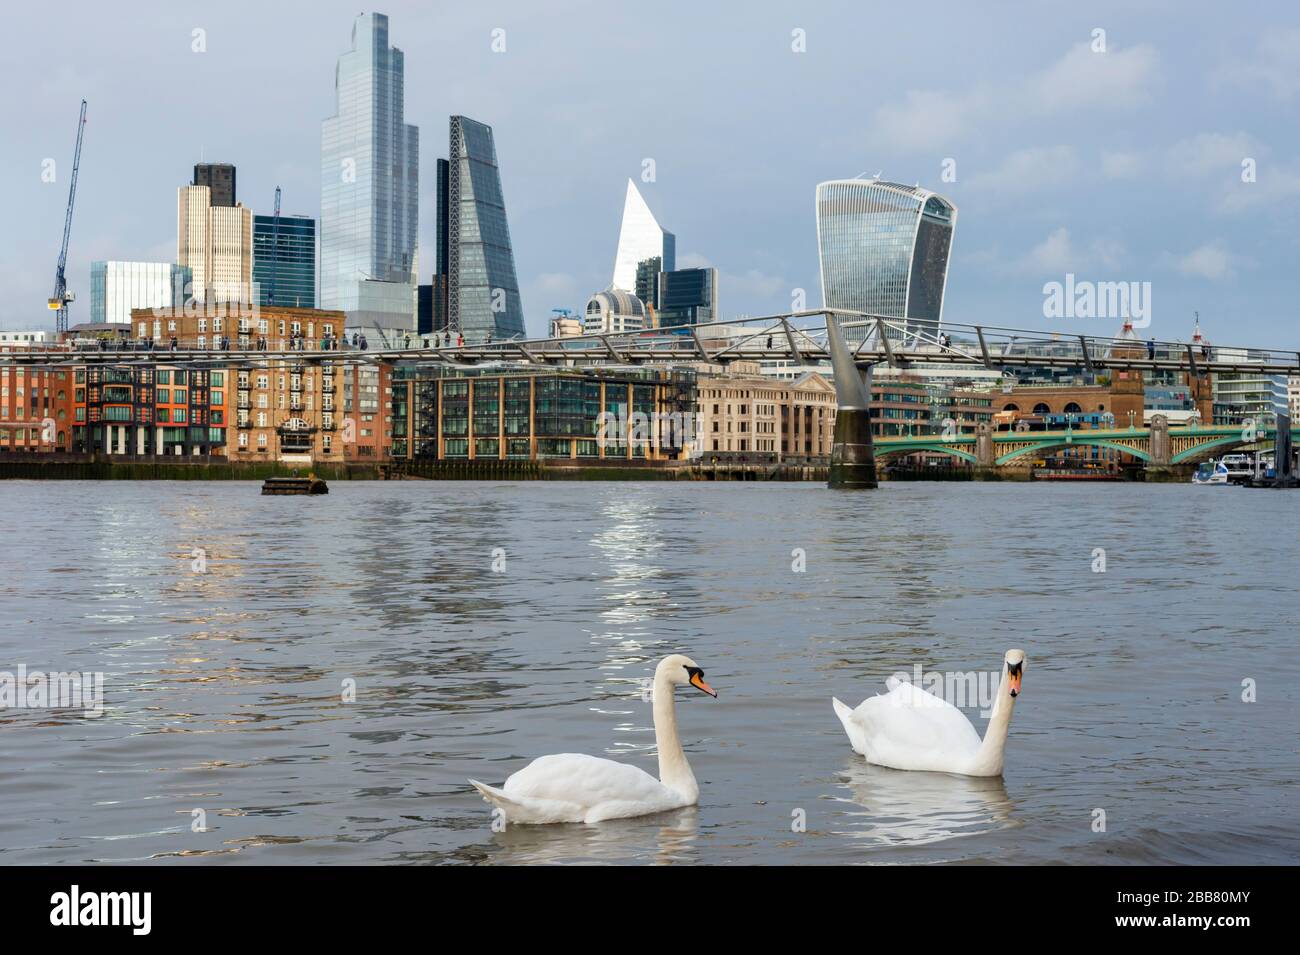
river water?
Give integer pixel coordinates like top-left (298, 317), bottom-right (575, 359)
top-left (0, 480), bottom-right (1295, 865)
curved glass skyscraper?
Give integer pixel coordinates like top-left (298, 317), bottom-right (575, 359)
top-left (816, 179), bottom-right (956, 343)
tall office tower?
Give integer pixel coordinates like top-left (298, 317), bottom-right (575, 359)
top-left (433, 116), bottom-right (526, 342)
top-left (320, 12), bottom-right (419, 330)
top-left (177, 183), bottom-right (253, 303)
top-left (90, 261), bottom-right (191, 324)
top-left (611, 180), bottom-right (674, 293)
top-left (815, 179), bottom-right (956, 344)
top-left (656, 267), bottom-right (718, 328)
top-left (635, 256), bottom-right (662, 325)
top-left (193, 163), bottom-right (236, 207)
top-left (253, 214), bottom-right (317, 307)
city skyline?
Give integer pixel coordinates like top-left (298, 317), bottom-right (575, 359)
top-left (3, 2), bottom-right (1298, 346)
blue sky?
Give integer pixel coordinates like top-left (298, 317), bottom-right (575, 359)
top-left (2, 1), bottom-right (1298, 345)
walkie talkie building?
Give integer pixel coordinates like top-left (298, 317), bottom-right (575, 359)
top-left (815, 179), bottom-right (956, 344)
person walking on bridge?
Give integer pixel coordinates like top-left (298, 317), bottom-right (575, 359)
top-left (1147, 338), bottom-right (1156, 360)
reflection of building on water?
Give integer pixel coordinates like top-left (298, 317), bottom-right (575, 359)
top-left (834, 759), bottom-right (1018, 848)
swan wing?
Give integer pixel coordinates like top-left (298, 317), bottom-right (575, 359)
top-left (850, 679), bottom-right (983, 772)
top-left (489, 753), bottom-right (683, 823)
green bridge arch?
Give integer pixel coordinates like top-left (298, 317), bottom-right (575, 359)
top-left (995, 437), bottom-right (1153, 466)
top-left (874, 443), bottom-right (979, 465)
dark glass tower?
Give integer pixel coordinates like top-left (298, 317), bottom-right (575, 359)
top-left (656, 267), bottom-right (717, 328)
top-left (193, 163), bottom-right (236, 207)
top-left (253, 214), bottom-right (316, 307)
top-left (434, 116), bottom-right (526, 342)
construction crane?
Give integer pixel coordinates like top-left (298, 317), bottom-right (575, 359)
top-left (267, 185), bottom-right (281, 305)
top-left (48, 99), bottom-right (87, 335)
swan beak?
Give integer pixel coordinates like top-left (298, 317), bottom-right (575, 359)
top-left (1008, 671), bottom-right (1022, 698)
top-left (690, 672), bottom-right (718, 697)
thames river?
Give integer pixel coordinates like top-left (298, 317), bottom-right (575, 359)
top-left (0, 480), bottom-right (1295, 865)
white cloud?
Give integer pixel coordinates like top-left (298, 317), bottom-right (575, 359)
top-left (966, 145), bottom-right (1080, 193)
top-left (870, 42), bottom-right (1160, 151)
top-left (1216, 161), bottom-right (1300, 214)
top-left (1166, 132), bottom-right (1260, 178)
top-left (1014, 227), bottom-right (1126, 274)
top-left (1213, 28), bottom-right (1300, 100)
top-left (1100, 151), bottom-right (1142, 179)
top-left (1170, 242), bottom-right (1237, 281)
top-left (1031, 42), bottom-right (1161, 113)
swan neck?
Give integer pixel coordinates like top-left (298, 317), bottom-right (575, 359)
top-left (653, 673), bottom-right (697, 800)
top-left (974, 670), bottom-right (1017, 774)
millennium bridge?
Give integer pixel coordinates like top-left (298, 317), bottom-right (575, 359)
top-left (5, 310), bottom-right (1297, 488)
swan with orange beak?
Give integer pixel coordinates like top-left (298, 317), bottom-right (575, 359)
top-left (470, 654), bottom-right (717, 824)
top-left (833, 650), bottom-right (1026, 777)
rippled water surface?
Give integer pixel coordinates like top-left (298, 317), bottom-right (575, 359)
top-left (0, 480), bottom-right (1296, 865)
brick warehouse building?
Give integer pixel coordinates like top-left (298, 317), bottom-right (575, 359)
top-left (0, 364), bottom-right (75, 452)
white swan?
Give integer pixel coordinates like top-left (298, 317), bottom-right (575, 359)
top-left (832, 650), bottom-right (1025, 777)
top-left (469, 654), bottom-right (717, 824)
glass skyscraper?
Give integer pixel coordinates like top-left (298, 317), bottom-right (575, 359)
top-left (434, 116), bottom-right (526, 342)
top-left (253, 214), bottom-right (316, 308)
top-left (612, 180), bottom-right (674, 293)
top-left (656, 267), bottom-right (717, 328)
top-left (320, 13), bottom-right (418, 320)
top-left (816, 179), bottom-right (956, 344)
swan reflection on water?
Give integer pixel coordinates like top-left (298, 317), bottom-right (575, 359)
top-left (482, 806), bottom-right (699, 866)
top-left (831, 759), bottom-right (1020, 848)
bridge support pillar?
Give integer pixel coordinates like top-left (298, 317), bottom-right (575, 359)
top-left (975, 421), bottom-right (995, 468)
top-left (1271, 413), bottom-right (1297, 487)
top-left (1148, 414), bottom-right (1170, 467)
top-left (825, 311), bottom-right (876, 489)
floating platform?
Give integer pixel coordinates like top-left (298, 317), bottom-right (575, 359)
top-left (261, 476), bottom-right (329, 495)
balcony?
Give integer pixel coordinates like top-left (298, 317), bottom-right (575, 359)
top-left (321, 382), bottom-right (336, 394)
top-left (237, 420), bottom-right (254, 429)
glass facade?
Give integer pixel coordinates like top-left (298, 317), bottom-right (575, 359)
top-left (440, 116), bottom-right (526, 343)
top-left (612, 179), bottom-right (674, 293)
top-left (656, 267), bottom-right (717, 328)
top-left (90, 261), bottom-right (191, 324)
top-left (320, 13), bottom-right (418, 314)
top-left (253, 215), bottom-right (316, 308)
top-left (394, 365), bottom-right (696, 461)
top-left (816, 180), bottom-right (956, 344)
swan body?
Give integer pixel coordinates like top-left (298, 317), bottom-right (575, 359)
top-left (833, 650), bottom-right (1025, 777)
top-left (470, 654), bottom-right (717, 825)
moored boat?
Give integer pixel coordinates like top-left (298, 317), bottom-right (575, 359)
top-left (262, 474), bottom-right (329, 495)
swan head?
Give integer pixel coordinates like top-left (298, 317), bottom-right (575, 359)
top-left (1004, 650), bottom-right (1026, 699)
top-left (657, 654), bottom-right (717, 698)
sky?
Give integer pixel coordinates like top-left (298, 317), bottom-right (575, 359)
top-left (2, 0), bottom-right (1298, 346)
